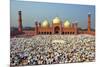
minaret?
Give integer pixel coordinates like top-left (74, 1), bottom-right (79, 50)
top-left (35, 21), bottom-right (38, 35)
top-left (60, 21), bottom-right (62, 34)
top-left (74, 23), bottom-right (78, 35)
top-left (52, 21), bottom-right (54, 34)
top-left (18, 11), bottom-right (23, 33)
top-left (38, 22), bottom-right (41, 34)
top-left (88, 13), bottom-right (91, 33)
top-left (39, 22), bottom-right (41, 28)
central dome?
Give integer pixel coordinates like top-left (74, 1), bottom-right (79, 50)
top-left (53, 17), bottom-right (61, 24)
top-left (64, 20), bottom-right (70, 28)
top-left (41, 20), bottom-right (49, 27)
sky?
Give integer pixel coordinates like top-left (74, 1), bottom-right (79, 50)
top-left (10, 0), bottom-right (95, 29)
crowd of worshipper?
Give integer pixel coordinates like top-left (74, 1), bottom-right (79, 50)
top-left (10, 35), bottom-right (95, 66)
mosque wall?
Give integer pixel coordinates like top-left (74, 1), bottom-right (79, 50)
top-left (38, 27), bottom-right (52, 34)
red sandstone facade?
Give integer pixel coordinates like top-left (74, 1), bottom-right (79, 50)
top-left (35, 22), bottom-right (78, 35)
top-left (11, 11), bottom-right (95, 37)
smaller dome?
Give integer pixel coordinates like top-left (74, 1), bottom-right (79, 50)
top-left (53, 17), bottom-right (61, 24)
top-left (64, 20), bottom-right (70, 28)
top-left (41, 20), bottom-right (49, 27)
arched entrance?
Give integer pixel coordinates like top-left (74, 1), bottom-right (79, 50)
top-left (54, 26), bottom-right (60, 34)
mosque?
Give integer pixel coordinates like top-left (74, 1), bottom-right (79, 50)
top-left (35, 17), bottom-right (78, 35)
top-left (11, 11), bottom-right (95, 37)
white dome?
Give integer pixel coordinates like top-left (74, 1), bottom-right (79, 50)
top-left (64, 20), bottom-right (70, 28)
top-left (53, 17), bottom-right (61, 24)
top-left (41, 20), bottom-right (49, 27)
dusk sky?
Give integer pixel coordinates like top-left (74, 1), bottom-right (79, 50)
top-left (10, 0), bottom-right (95, 29)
